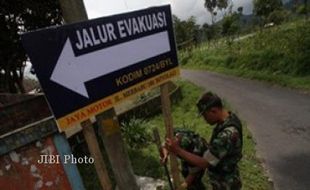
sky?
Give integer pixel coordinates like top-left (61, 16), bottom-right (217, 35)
top-left (84, 0), bottom-right (254, 25)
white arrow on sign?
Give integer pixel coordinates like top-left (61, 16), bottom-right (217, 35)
top-left (50, 31), bottom-right (171, 98)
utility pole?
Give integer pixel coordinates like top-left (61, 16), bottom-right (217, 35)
top-left (96, 109), bottom-right (139, 190)
top-left (58, 1), bottom-right (112, 189)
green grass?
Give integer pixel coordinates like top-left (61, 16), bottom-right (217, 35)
top-left (127, 80), bottom-right (272, 190)
top-left (180, 19), bottom-right (310, 91)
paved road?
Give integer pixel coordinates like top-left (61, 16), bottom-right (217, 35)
top-left (182, 70), bottom-right (310, 190)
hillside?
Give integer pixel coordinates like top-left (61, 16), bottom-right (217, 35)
top-left (283, 0), bottom-right (305, 9)
top-left (180, 19), bottom-right (310, 90)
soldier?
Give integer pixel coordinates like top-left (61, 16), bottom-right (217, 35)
top-left (165, 92), bottom-right (243, 190)
top-left (161, 128), bottom-right (208, 190)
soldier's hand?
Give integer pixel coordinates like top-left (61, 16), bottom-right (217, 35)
top-left (176, 182), bottom-right (188, 190)
top-left (165, 137), bottom-right (181, 155)
top-left (160, 147), bottom-right (169, 164)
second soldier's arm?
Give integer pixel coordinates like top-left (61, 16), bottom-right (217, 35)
top-left (165, 138), bottom-right (209, 168)
top-left (165, 127), bottom-right (238, 169)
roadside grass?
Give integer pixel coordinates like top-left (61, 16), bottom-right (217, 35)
top-left (180, 19), bottom-right (310, 91)
top-left (127, 80), bottom-right (272, 190)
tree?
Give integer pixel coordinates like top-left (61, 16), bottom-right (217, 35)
top-left (221, 12), bottom-right (240, 49)
top-left (253, 0), bottom-right (283, 25)
top-left (222, 13), bottom-right (239, 36)
top-left (204, 0), bottom-right (217, 24)
top-left (172, 15), bottom-right (186, 46)
top-left (237, 6), bottom-right (243, 15)
top-left (217, 0), bottom-right (229, 10)
top-left (268, 9), bottom-right (289, 25)
top-left (204, 0), bottom-right (234, 24)
top-left (296, 0), bottom-right (309, 18)
top-left (304, 0), bottom-right (309, 17)
top-left (173, 15), bottom-right (200, 49)
top-left (0, 0), bottom-right (63, 93)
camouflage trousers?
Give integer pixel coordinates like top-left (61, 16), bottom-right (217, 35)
top-left (181, 165), bottom-right (206, 190)
top-left (209, 170), bottom-right (241, 190)
top-left (187, 182), bottom-right (206, 190)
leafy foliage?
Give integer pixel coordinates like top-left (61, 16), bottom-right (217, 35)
top-left (0, 0), bottom-right (62, 93)
top-left (296, 1), bottom-right (310, 16)
top-left (204, 0), bottom-right (217, 23)
top-left (121, 118), bottom-right (152, 149)
top-left (221, 13), bottom-right (240, 48)
top-left (253, 0), bottom-right (283, 25)
top-left (204, 0), bottom-right (232, 23)
top-left (173, 15), bottom-right (200, 49)
top-left (267, 9), bottom-right (290, 24)
top-left (201, 23), bottom-right (221, 43)
top-left (222, 13), bottom-right (240, 37)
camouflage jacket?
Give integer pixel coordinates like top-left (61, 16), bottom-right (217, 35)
top-left (204, 112), bottom-right (243, 178)
top-left (174, 128), bottom-right (208, 174)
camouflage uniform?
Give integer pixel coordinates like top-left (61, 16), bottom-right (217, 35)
top-left (203, 112), bottom-right (243, 190)
top-left (174, 128), bottom-right (209, 190)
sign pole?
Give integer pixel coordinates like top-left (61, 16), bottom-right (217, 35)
top-left (58, 0), bottom-right (113, 189)
top-left (160, 83), bottom-right (181, 189)
top-left (58, 0), bottom-right (88, 23)
top-left (96, 108), bottom-right (139, 190)
top-left (81, 120), bottom-right (113, 190)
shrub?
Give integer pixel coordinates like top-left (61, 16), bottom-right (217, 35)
top-left (120, 118), bottom-right (152, 149)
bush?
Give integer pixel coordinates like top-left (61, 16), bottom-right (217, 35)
top-left (268, 9), bottom-right (290, 25)
top-left (120, 118), bottom-right (152, 149)
top-left (296, 4), bottom-right (310, 15)
top-left (291, 22), bottom-right (310, 76)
